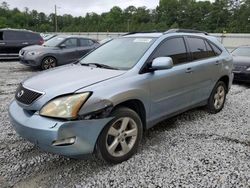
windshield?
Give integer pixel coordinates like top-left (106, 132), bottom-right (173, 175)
top-left (232, 47), bottom-right (250, 57)
top-left (80, 37), bottom-right (155, 70)
top-left (43, 36), bottom-right (65, 47)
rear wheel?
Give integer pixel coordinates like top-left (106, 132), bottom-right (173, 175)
top-left (41, 57), bottom-right (57, 70)
top-left (207, 81), bottom-right (227, 114)
top-left (96, 107), bottom-right (143, 164)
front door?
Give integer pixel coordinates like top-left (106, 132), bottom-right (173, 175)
top-left (60, 38), bottom-right (79, 64)
top-left (146, 37), bottom-right (197, 123)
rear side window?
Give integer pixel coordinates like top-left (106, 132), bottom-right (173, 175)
top-left (80, 39), bottom-right (95, 46)
top-left (150, 37), bottom-right (188, 65)
top-left (0, 32), bottom-right (3, 40)
top-left (4, 31), bottom-right (27, 40)
top-left (3, 30), bottom-right (41, 41)
top-left (79, 39), bottom-right (89, 46)
top-left (187, 37), bottom-right (217, 60)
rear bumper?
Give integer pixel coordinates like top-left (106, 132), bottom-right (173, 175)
top-left (8, 100), bottom-right (112, 157)
top-left (233, 72), bottom-right (250, 82)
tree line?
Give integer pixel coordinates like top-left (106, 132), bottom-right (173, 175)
top-left (0, 0), bottom-right (250, 33)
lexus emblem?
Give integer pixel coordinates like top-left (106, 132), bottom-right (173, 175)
top-left (17, 90), bottom-right (24, 98)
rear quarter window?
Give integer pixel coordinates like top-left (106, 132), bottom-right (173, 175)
top-left (208, 41), bottom-right (222, 56)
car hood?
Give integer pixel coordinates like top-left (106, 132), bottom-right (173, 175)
top-left (22, 64), bottom-right (125, 99)
top-left (22, 45), bottom-right (57, 52)
top-left (233, 56), bottom-right (250, 66)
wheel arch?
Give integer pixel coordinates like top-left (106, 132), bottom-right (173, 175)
top-left (218, 75), bottom-right (229, 93)
top-left (113, 99), bottom-right (147, 131)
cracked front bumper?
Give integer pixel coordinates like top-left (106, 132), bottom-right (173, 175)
top-left (8, 100), bottom-right (112, 157)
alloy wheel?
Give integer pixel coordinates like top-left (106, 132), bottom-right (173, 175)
top-left (43, 57), bottom-right (56, 69)
top-left (105, 117), bottom-right (138, 157)
top-left (213, 85), bottom-right (225, 110)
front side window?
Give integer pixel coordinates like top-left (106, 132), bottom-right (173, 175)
top-left (150, 37), bottom-right (188, 65)
top-left (80, 37), bottom-right (155, 70)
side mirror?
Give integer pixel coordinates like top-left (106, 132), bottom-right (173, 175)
top-left (151, 57), bottom-right (173, 71)
top-left (59, 44), bottom-right (66, 48)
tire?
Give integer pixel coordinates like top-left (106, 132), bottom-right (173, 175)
top-left (96, 107), bottom-right (143, 164)
top-left (207, 81), bottom-right (227, 114)
top-left (41, 56), bottom-right (57, 70)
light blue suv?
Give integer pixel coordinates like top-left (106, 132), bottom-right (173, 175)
top-left (9, 29), bottom-right (233, 163)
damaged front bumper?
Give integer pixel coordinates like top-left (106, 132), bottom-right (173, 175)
top-left (8, 100), bottom-right (113, 157)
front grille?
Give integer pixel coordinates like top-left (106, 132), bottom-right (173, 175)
top-left (233, 65), bottom-right (248, 72)
top-left (15, 84), bottom-right (43, 105)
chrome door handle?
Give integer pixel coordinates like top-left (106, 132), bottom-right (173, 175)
top-left (186, 67), bottom-right (193, 73)
top-left (22, 42), bottom-right (29, 45)
top-left (0, 42), bottom-right (5, 45)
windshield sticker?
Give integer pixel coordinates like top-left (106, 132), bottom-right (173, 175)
top-left (133, 38), bottom-right (152, 43)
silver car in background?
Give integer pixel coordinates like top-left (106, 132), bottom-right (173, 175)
top-left (9, 29), bottom-right (233, 163)
top-left (19, 35), bottom-right (99, 70)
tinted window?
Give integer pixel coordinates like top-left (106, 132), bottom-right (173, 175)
top-left (4, 31), bottom-right (25, 40)
top-left (151, 37), bottom-right (188, 65)
top-left (63, 38), bottom-right (78, 48)
top-left (209, 42), bottom-right (222, 56)
top-left (187, 37), bottom-right (217, 60)
top-left (80, 39), bottom-right (89, 46)
top-left (80, 39), bottom-right (95, 46)
top-left (204, 40), bottom-right (216, 57)
top-left (0, 32), bottom-right (3, 40)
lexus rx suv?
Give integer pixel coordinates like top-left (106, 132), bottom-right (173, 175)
top-left (9, 29), bottom-right (233, 163)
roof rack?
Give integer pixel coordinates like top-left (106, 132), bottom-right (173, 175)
top-left (164, 29), bottom-right (209, 35)
top-left (123, 30), bottom-right (163, 36)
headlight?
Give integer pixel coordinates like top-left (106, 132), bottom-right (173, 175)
top-left (27, 51), bottom-right (41, 56)
top-left (246, 67), bottom-right (250, 71)
top-left (40, 93), bottom-right (90, 119)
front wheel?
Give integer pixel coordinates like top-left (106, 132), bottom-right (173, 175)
top-left (41, 57), bottom-right (57, 70)
top-left (207, 81), bottom-right (227, 114)
top-left (96, 107), bottom-right (143, 164)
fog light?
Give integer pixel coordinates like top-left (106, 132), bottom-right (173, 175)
top-left (52, 137), bottom-right (76, 146)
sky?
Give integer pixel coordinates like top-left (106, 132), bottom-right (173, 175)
top-left (1, 0), bottom-right (160, 16)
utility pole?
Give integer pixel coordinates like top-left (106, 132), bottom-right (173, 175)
top-left (127, 19), bottom-right (131, 32)
top-left (55, 5), bottom-right (58, 32)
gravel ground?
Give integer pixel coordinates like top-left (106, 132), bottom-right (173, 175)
top-left (0, 61), bottom-right (250, 188)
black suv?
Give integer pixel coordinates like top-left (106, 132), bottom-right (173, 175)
top-left (0, 28), bottom-right (44, 59)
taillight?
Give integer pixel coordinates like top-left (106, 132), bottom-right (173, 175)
top-left (39, 39), bottom-right (44, 45)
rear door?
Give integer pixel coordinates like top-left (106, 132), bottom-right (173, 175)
top-left (77, 38), bottom-right (96, 58)
top-left (184, 36), bottom-right (221, 103)
top-left (59, 38), bottom-right (79, 64)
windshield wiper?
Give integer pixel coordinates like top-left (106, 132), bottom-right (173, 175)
top-left (81, 63), bottom-right (119, 70)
